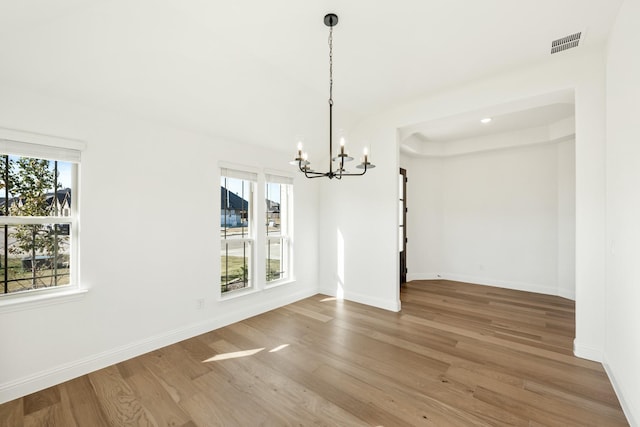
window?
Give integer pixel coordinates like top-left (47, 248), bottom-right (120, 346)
top-left (220, 168), bottom-right (256, 294)
top-left (265, 174), bottom-right (292, 283)
top-left (219, 167), bottom-right (294, 296)
top-left (1, 137), bottom-right (80, 297)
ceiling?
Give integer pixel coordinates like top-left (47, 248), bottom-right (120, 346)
top-left (407, 103), bottom-right (576, 143)
top-left (0, 1), bottom-right (624, 152)
top-left (399, 90), bottom-right (576, 154)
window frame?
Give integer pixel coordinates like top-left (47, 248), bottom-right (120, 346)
top-left (264, 175), bottom-right (293, 287)
top-left (219, 165), bottom-right (294, 299)
top-left (0, 127), bottom-right (85, 309)
top-left (220, 167), bottom-right (257, 296)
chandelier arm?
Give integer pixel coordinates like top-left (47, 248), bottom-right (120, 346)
top-left (301, 168), bottom-right (321, 177)
top-left (298, 161), bottom-right (330, 178)
top-left (337, 170), bottom-right (367, 177)
top-left (305, 171), bottom-right (328, 178)
top-left (297, 161), bottom-right (314, 175)
top-left (340, 164), bottom-right (368, 176)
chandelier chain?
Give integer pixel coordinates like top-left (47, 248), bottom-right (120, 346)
top-left (328, 25), bottom-right (333, 106)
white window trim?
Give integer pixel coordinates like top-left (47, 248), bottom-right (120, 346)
top-left (0, 126), bottom-right (86, 155)
top-left (264, 179), bottom-right (293, 288)
top-left (0, 127), bottom-right (85, 311)
top-left (220, 167), bottom-right (257, 297)
top-left (0, 288), bottom-right (88, 313)
top-left (219, 165), bottom-right (295, 300)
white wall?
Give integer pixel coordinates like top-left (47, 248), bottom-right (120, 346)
top-left (402, 155), bottom-right (444, 282)
top-left (404, 138), bottom-right (575, 299)
top-left (442, 144), bottom-right (559, 292)
top-left (319, 46), bottom-right (606, 360)
top-left (557, 139), bottom-right (576, 299)
top-left (0, 85), bottom-right (320, 403)
top-left (318, 124), bottom-right (400, 311)
top-left (605, 0), bottom-right (640, 423)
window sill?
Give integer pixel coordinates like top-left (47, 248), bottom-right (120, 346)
top-left (219, 287), bottom-right (261, 301)
top-left (0, 287), bottom-right (88, 314)
top-left (218, 279), bottom-right (297, 301)
top-left (265, 278), bottom-right (296, 290)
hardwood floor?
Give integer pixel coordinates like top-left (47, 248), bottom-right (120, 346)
top-left (0, 280), bottom-right (629, 426)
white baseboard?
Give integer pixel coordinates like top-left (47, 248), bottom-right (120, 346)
top-left (0, 288), bottom-right (316, 404)
top-left (405, 273), bottom-right (576, 301)
top-left (557, 288), bottom-right (576, 301)
top-left (603, 359), bottom-right (637, 427)
top-left (439, 273), bottom-right (570, 298)
top-left (573, 339), bottom-right (603, 362)
top-left (317, 285), bottom-right (401, 312)
top-left (406, 272), bottom-right (440, 282)
top-left (407, 273), bottom-right (576, 301)
top-left (342, 290), bottom-right (401, 312)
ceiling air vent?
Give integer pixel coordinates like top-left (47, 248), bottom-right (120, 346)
top-left (551, 32), bottom-right (581, 54)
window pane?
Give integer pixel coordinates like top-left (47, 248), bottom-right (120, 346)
top-left (265, 182), bottom-right (282, 236)
top-left (1, 155), bottom-right (73, 218)
top-left (1, 223), bottom-right (72, 294)
top-left (265, 180), bottom-right (290, 283)
top-left (266, 238), bottom-right (284, 282)
top-left (220, 240), bottom-right (252, 293)
top-left (221, 176), bottom-right (252, 239)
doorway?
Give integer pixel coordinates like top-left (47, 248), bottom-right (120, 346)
top-left (399, 168), bottom-right (407, 285)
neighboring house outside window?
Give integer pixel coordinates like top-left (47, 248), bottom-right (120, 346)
top-left (0, 135), bottom-right (81, 298)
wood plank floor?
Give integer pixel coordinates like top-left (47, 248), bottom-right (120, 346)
top-left (0, 280), bottom-right (629, 426)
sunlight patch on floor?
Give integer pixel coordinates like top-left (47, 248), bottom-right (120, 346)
top-left (269, 344), bottom-right (289, 353)
top-left (203, 348), bottom-right (264, 362)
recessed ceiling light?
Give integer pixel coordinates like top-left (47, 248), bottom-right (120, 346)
top-left (480, 117), bottom-right (492, 124)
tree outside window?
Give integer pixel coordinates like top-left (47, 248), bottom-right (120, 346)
top-left (1, 154), bottom-right (73, 294)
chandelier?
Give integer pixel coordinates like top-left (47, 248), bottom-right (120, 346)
top-left (291, 13), bottom-right (375, 179)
